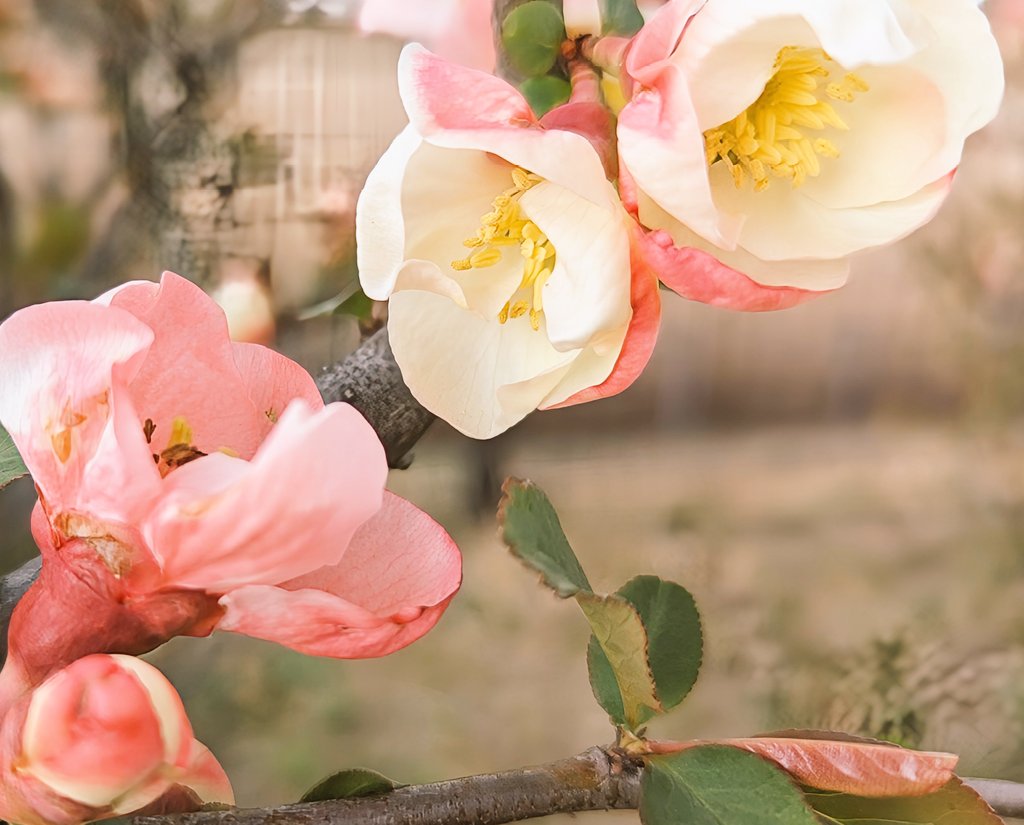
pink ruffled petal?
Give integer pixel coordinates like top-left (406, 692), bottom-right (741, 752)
top-left (639, 227), bottom-right (830, 310)
top-left (398, 44), bottom-right (535, 136)
top-left (619, 65), bottom-right (741, 249)
top-left (625, 0), bottom-right (705, 85)
top-left (145, 401), bottom-right (387, 592)
top-left (546, 223), bottom-right (662, 408)
top-left (107, 272), bottom-right (267, 460)
top-left (231, 341), bottom-right (324, 443)
top-left (217, 492), bottom-right (461, 658)
top-left (0, 300), bottom-right (159, 526)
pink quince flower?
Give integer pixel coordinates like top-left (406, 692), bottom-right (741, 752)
top-left (358, 0), bottom-right (494, 72)
top-left (0, 654), bottom-right (232, 825)
top-left (0, 272), bottom-right (461, 702)
top-left (356, 45), bottom-right (661, 439)
top-left (618, 0), bottom-right (1004, 307)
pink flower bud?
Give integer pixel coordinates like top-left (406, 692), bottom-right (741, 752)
top-left (0, 655), bottom-right (232, 825)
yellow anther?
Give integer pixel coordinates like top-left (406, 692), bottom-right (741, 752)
top-left (451, 167), bottom-right (557, 331)
top-left (469, 248), bottom-right (503, 268)
top-left (704, 46), bottom-right (868, 191)
top-left (167, 416), bottom-right (193, 449)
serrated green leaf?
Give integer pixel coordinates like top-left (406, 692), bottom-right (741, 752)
top-left (501, 1), bottom-right (566, 77)
top-left (587, 576), bottom-right (702, 727)
top-left (0, 425), bottom-right (28, 492)
top-left (586, 632), bottom-right (625, 724)
top-left (579, 592), bottom-right (660, 728)
top-left (641, 746), bottom-right (820, 825)
top-left (300, 768), bottom-right (404, 803)
top-left (498, 478), bottom-right (592, 597)
top-left (618, 576), bottom-right (701, 710)
top-left (599, 0), bottom-right (644, 35)
top-left (520, 75), bottom-right (571, 117)
top-left (805, 778), bottom-right (1003, 825)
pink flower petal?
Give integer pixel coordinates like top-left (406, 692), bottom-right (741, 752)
top-left (547, 223), bottom-right (662, 407)
top-left (107, 272), bottom-right (268, 460)
top-left (231, 341), bottom-right (324, 443)
top-left (625, 0), bottom-right (704, 85)
top-left (648, 736), bottom-right (957, 797)
top-left (217, 491), bottom-right (461, 658)
top-left (619, 65), bottom-right (741, 249)
top-left (639, 227), bottom-right (830, 310)
top-left (399, 44), bottom-right (535, 136)
top-left (145, 401), bottom-right (387, 592)
top-left (0, 300), bottom-right (160, 527)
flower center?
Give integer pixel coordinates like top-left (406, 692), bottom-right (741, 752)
top-left (148, 416), bottom-right (206, 477)
top-left (703, 47), bottom-right (869, 192)
top-left (451, 167), bottom-right (556, 332)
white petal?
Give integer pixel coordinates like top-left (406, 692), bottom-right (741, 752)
top-left (519, 182), bottom-right (632, 351)
top-left (387, 290), bottom-right (578, 438)
top-left (712, 163), bottom-right (953, 261)
top-left (356, 126), bottom-right (424, 300)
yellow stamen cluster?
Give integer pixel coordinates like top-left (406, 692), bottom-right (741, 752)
top-left (704, 47), bottom-right (869, 191)
top-left (451, 167), bottom-right (556, 331)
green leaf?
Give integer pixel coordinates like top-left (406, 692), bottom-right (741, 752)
top-left (586, 633), bottom-right (625, 724)
top-left (501, 1), bottom-right (566, 78)
top-left (0, 425), bottom-right (28, 492)
top-left (599, 0), bottom-right (644, 35)
top-left (641, 746), bottom-right (820, 825)
top-left (579, 592), bottom-right (660, 727)
top-left (300, 768), bottom-right (404, 803)
top-left (805, 778), bottom-right (1003, 825)
top-left (520, 75), bottom-right (571, 117)
top-left (498, 478), bottom-right (592, 597)
top-left (587, 576), bottom-right (702, 727)
top-left (618, 576), bottom-right (701, 711)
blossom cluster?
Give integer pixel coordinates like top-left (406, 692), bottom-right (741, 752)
top-left (0, 273), bottom-right (462, 822)
top-left (356, 0), bottom-right (1003, 438)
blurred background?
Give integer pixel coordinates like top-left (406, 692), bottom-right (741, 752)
top-left (2, 0), bottom-right (1024, 814)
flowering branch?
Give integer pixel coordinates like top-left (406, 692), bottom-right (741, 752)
top-left (127, 749), bottom-right (1024, 825)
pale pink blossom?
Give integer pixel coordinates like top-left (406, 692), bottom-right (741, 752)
top-left (0, 272), bottom-right (461, 702)
top-left (357, 45), bottom-right (660, 438)
top-left (358, 0), bottom-right (495, 71)
top-left (0, 654), bottom-right (231, 825)
top-left (618, 0), bottom-right (1004, 305)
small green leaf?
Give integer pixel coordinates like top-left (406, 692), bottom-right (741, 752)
top-left (618, 576), bottom-right (701, 711)
top-left (586, 633), bottom-right (625, 724)
top-left (641, 746), bottom-right (820, 825)
top-left (578, 592), bottom-right (660, 727)
top-left (335, 289), bottom-right (374, 320)
top-left (0, 425), bottom-right (28, 492)
top-left (599, 0), bottom-right (644, 35)
top-left (805, 778), bottom-right (1003, 825)
top-left (498, 478), bottom-right (592, 597)
top-left (300, 768), bottom-right (404, 803)
top-left (587, 576), bottom-right (702, 727)
top-left (520, 75), bottom-right (571, 117)
top-left (501, 1), bottom-right (566, 78)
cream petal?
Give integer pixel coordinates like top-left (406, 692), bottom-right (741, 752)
top-left (714, 162), bottom-right (954, 262)
top-left (357, 126), bottom-right (426, 301)
top-left (519, 182), bottom-right (632, 351)
top-left (387, 290), bottom-right (578, 438)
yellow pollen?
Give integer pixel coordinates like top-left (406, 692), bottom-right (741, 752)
top-left (703, 46), bottom-right (869, 192)
top-left (167, 416), bottom-right (194, 449)
top-left (451, 167), bottom-right (556, 331)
